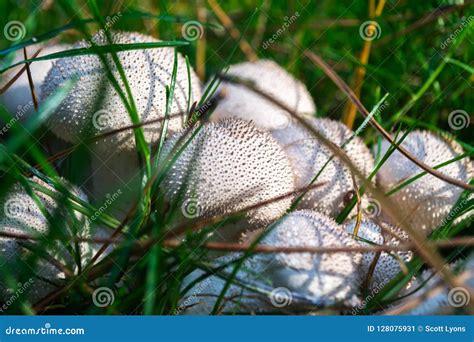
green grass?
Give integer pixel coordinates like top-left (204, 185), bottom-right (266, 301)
top-left (0, 0), bottom-right (473, 315)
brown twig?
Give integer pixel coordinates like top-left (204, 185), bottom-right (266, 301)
top-left (22, 48), bottom-right (39, 111)
top-left (303, 51), bottom-right (472, 191)
top-left (4, 230), bottom-right (473, 254)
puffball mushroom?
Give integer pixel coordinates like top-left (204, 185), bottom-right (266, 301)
top-left (41, 31), bottom-right (202, 150)
top-left (376, 130), bottom-right (473, 235)
top-left (179, 210), bottom-right (363, 314)
top-left (344, 219), bottom-right (412, 289)
top-left (272, 117), bottom-right (374, 216)
top-left (161, 119), bottom-right (295, 238)
top-left (0, 44), bottom-right (70, 121)
top-left (0, 177), bottom-right (92, 303)
top-left (211, 59), bottom-right (316, 131)
top-left (259, 210), bottom-right (363, 306)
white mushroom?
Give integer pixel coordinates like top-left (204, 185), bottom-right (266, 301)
top-left (272, 117), bottom-right (374, 216)
top-left (40, 31), bottom-right (202, 215)
top-left (161, 119), bottom-right (295, 238)
top-left (41, 31), bottom-right (202, 150)
top-left (179, 210), bottom-right (363, 314)
top-left (344, 219), bottom-right (412, 289)
top-left (259, 210), bottom-right (363, 306)
top-left (0, 44), bottom-right (70, 122)
top-left (376, 130), bottom-right (473, 235)
top-left (211, 59), bottom-right (315, 131)
top-left (0, 177), bottom-right (92, 303)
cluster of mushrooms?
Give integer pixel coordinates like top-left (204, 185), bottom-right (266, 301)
top-left (0, 31), bottom-right (472, 314)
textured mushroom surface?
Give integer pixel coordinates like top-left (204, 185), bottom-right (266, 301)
top-left (376, 130), bottom-right (473, 235)
top-left (0, 177), bottom-right (92, 302)
top-left (161, 119), bottom-right (295, 233)
top-left (211, 59), bottom-right (315, 131)
top-left (259, 210), bottom-right (363, 306)
top-left (344, 219), bottom-right (412, 289)
top-left (0, 44), bottom-right (70, 121)
top-left (41, 31), bottom-right (201, 150)
top-left (179, 210), bottom-right (363, 314)
top-left (272, 117), bottom-right (374, 216)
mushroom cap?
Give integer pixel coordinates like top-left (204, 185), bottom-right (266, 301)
top-left (272, 117), bottom-right (374, 216)
top-left (376, 130), bottom-right (473, 234)
top-left (180, 210), bottom-right (364, 314)
top-left (210, 59), bottom-right (316, 131)
top-left (41, 31), bottom-right (202, 150)
top-left (258, 210), bottom-right (363, 306)
top-left (0, 44), bottom-right (70, 122)
top-left (344, 219), bottom-right (412, 289)
top-left (161, 119), bottom-right (295, 231)
top-left (0, 177), bottom-right (92, 302)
